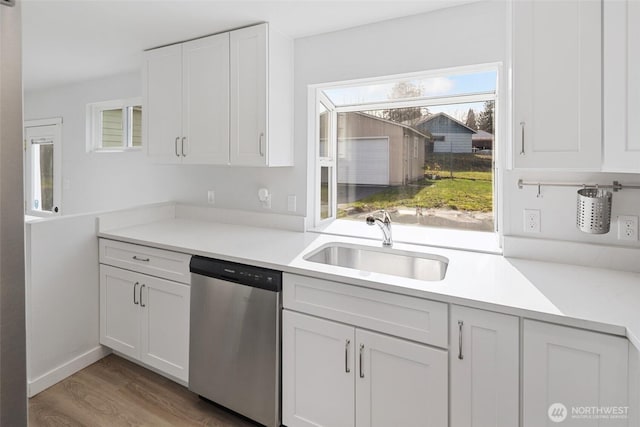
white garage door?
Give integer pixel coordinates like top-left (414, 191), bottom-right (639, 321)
top-left (337, 137), bottom-right (390, 185)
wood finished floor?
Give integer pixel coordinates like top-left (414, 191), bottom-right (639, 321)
top-left (28, 354), bottom-right (257, 427)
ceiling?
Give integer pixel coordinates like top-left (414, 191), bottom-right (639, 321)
top-left (21, 0), bottom-right (475, 91)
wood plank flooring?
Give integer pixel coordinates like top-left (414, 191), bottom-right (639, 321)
top-left (28, 354), bottom-right (257, 427)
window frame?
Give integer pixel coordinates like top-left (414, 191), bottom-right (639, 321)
top-left (309, 64), bottom-right (503, 249)
top-left (24, 117), bottom-right (63, 217)
top-left (86, 97), bottom-right (142, 152)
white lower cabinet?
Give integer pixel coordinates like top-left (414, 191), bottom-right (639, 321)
top-left (99, 264), bottom-right (190, 382)
top-left (282, 310), bottom-right (447, 427)
top-left (523, 319), bottom-right (629, 427)
top-left (450, 305), bottom-right (519, 427)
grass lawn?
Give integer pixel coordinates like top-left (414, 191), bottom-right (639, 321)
top-left (346, 176), bottom-right (493, 213)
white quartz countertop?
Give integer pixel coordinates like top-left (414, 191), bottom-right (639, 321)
top-left (99, 218), bottom-right (640, 348)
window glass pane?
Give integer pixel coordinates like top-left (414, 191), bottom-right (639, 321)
top-left (319, 102), bottom-right (330, 158)
top-left (131, 106), bottom-right (142, 147)
top-left (323, 70), bottom-right (497, 106)
top-left (335, 100), bottom-right (494, 232)
top-left (320, 166), bottom-right (333, 220)
top-left (32, 143), bottom-right (54, 212)
top-left (101, 108), bottom-right (123, 148)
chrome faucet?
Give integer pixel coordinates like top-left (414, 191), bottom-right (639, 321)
top-left (366, 210), bottom-right (393, 247)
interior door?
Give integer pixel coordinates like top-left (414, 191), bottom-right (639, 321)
top-left (356, 329), bottom-right (448, 427)
top-left (139, 275), bottom-right (190, 382)
top-left (182, 33), bottom-right (230, 165)
top-left (24, 119), bottom-right (62, 216)
top-left (282, 310), bottom-right (355, 427)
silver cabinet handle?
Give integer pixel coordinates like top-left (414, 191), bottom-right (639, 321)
top-left (175, 137), bottom-right (180, 157)
top-left (140, 284), bottom-right (146, 308)
top-left (345, 339), bottom-right (351, 373)
top-left (132, 255), bottom-right (150, 262)
top-left (133, 282), bottom-right (139, 305)
top-left (359, 344), bottom-right (365, 378)
top-left (259, 132), bottom-right (264, 156)
top-left (458, 321), bottom-right (464, 360)
top-left (181, 137), bottom-right (187, 157)
top-left (520, 121), bottom-right (525, 155)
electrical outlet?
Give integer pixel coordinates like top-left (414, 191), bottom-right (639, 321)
top-left (207, 190), bottom-right (215, 204)
top-left (523, 209), bottom-right (541, 233)
top-left (617, 215), bottom-right (638, 241)
top-left (287, 195), bottom-right (297, 212)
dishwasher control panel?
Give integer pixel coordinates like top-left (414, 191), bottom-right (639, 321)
top-left (190, 256), bottom-right (282, 292)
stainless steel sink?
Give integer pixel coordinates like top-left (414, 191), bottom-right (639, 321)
top-left (304, 243), bottom-right (448, 281)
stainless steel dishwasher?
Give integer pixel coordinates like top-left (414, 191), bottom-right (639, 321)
top-left (189, 256), bottom-right (282, 427)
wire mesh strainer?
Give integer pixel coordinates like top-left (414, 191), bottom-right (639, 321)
top-left (576, 188), bottom-right (612, 234)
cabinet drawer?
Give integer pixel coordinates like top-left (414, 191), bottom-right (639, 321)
top-left (99, 239), bottom-right (190, 284)
top-left (283, 273), bottom-right (448, 347)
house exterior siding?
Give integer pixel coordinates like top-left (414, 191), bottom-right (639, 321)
top-left (415, 113), bottom-right (475, 154)
top-left (337, 112), bottom-right (426, 185)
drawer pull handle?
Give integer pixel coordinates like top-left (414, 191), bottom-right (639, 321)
top-left (458, 320), bottom-right (464, 360)
top-left (359, 344), bottom-right (365, 378)
top-left (345, 339), bottom-right (351, 373)
top-left (140, 284), bottom-right (146, 308)
top-left (132, 256), bottom-right (150, 262)
top-left (133, 282), bottom-right (139, 305)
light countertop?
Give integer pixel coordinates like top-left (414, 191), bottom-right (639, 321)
top-left (99, 217), bottom-right (640, 348)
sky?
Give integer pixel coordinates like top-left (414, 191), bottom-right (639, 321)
top-left (323, 70), bottom-right (497, 110)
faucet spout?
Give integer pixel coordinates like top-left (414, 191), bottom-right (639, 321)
top-left (366, 210), bottom-right (393, 247)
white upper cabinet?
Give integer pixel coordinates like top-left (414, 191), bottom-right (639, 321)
top-left (450, 306), bottom-right (519, 427)
top-left (513, 0), bottom-right (602, 170)
top-left (144, 44), bottom-right (183, 164)
top-left (230, 23), bottom-right (293, 166)
top-left (181, 35), bottom-right (230, 165)
top-left (603, 0), bottom-right (640, 172)
top-left (144, 33), bottom-right (229, 165)
top-left (144, 23), bottom-right (293, 167)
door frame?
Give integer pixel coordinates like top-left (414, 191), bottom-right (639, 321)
top-left (24, 117), bottom-right (62, 217)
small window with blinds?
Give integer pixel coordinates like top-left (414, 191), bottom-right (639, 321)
top-left (87, 98), bottom-right (142, 151)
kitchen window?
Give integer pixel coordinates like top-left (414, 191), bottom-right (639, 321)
top-left (86, 98), bottom-right (142, 151)
top-left (313, 66), bottom-right (499, 239)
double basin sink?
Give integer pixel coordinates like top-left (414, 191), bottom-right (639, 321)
top-left (304, 242), bottom-right (448, 282)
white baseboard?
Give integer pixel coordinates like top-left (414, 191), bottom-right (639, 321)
top-left (28, 346), bottom-right (111, 397)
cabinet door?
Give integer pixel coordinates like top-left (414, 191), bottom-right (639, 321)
top-left (523, 320), bottom-right (628, 426)
top-left (139, 275), bottom-right (190, 382)
top-left (282, 310), bottom-right (355, 427)
top-left (513, 0), bottom-right (601, 170)
top-left (603, 0), bottom-right (640, 172)
top-left (230, 23), bottom-right (268, 166)
top-left (182, 33), bottom-right (230, 165)
top-left (450, 306), bottom-right (519, 427)
top-left (99, 265), bottom-right (140, 359)
top-left (144, 44), bottom-right (183, 163)
top-left (355, 329), bottom-right (447, 427)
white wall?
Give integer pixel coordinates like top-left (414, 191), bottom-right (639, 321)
top-left (24, 72), bottom-right (306, 216)
top-left (294, 1), bottom-right (508, 227)
top-left (25, 214), bottom-right (108, 396)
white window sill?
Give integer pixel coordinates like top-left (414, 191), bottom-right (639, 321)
top-left (90, 147), bottom-right (143, 153)
top-left (310, 219), bottom-right (502, 254)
